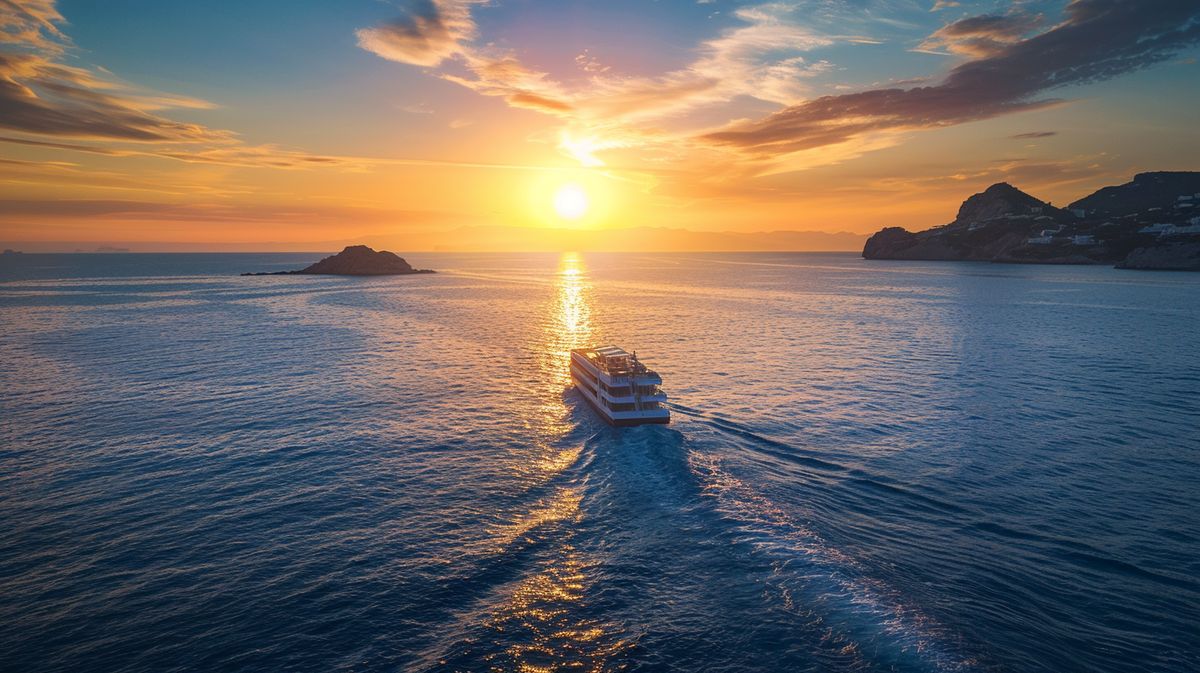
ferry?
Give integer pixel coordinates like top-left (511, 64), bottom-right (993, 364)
top-left (569, 346), bottom-right (670, 426)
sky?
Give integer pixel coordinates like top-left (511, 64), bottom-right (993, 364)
top-left (1, 0), bottom-right (1199, 251)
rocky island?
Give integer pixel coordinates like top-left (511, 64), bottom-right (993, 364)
top-left (242, 245), bottom-right (435, 276)
top-left (863, 172), bottom-right (1200, 270)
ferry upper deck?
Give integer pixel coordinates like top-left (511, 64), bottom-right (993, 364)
top-left (570, 345), bottom-right (662, 383)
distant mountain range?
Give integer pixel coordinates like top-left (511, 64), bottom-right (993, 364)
top-left (419, 225), bottom-right (867, 253)
top-left (863, 172), bottom-right (1200, 270)
top-left (2, 225), bottom-right (867, 254)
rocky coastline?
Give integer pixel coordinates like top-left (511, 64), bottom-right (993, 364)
top-left (863, 172), bottom-right (1200, 270)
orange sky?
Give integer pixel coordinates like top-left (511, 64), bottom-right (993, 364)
top-left (1, 1), bottom-right (1198, 251)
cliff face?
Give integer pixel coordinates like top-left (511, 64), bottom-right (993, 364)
top-left (861, 227), bottom-right (918, 259)
top-left (863, 183), bottom-right (1074, 262)
top-left (863, 173), bottom-right (1200, 270)
top-left (956, 182), bottom-right (1055, 222)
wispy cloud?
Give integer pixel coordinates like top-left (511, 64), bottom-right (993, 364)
top-left (0, 0), bottom-right (227, 142)
top-left (441, 51), bottom-right (574, 117)
top-left (0, 0), bottom-right (361, 168)
top-left (427, 1), bottom-right (840, 124)
top-left (0, 51), bottom-right (230, 142)
top-left (357, 2), bottom-right (841, 167)
top-left (920, 10), bottom-right (1044, 57)
top-left (355, 0), bottom-right (1200, 182)
top-left (702, 1), bottom-right (1200, 161)
top-left (354, 0), bottom-right (480, 67)
top-left (0, 131), bottom-right (369, 169)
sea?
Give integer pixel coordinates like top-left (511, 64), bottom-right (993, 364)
top-left (1, 252), bottom-right (1197, 673)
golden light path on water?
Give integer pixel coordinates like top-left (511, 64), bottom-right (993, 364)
top-left (495, 252), bottom-right (592, 489)
top-left (479, 253), bottom-right (631, 672)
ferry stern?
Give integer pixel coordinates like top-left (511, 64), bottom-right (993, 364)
top-left (569, 346), bottom-right (670, 426)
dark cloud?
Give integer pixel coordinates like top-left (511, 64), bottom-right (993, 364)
top-left (924, 11), bottom-right (1045, 56)
top-left (938, 12), bottom-right (1043, 39)
top-left (703, 1), bottom-right (1200, 157)
top-left (1010, 131), bottom-right (1057, 139)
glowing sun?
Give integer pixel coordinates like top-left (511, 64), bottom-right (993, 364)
top-left (553, 183), bottom-right (589, 220)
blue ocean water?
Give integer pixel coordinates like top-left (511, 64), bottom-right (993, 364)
top-left (0, 252), bottom-right (1197, 673)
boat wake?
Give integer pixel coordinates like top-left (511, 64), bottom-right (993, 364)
top-left (660, 402), bottom-right (982, 671)
top-left (688, 451), bottom-right (979, 672)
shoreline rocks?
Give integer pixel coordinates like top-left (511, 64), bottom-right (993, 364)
top-left (862, 172), bottom-right (1200, 270)
top-left (1116, 242), bottom-right (1200, 271)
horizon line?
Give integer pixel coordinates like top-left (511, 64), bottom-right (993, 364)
top-left (1, 248), bottom-right (865, 254)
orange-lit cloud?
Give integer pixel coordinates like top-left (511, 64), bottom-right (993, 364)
top-left (0, 0), bottom-right (363, 168)
top-left (358, 0), bottom-right (1200, 180)
top-left (354, 0), bottom-right (480, 67)
top-left (357, 2), bottom-right (838, 169)
top-left (920, 11), bottom-right (1044, 57)
top-left (703, 1), bottom-right (1200, 159)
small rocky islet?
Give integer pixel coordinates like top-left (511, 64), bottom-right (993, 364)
top-left (863, 171), bottom-right (1200, 270)
top-left (242, 245), bottom-right (435, 276)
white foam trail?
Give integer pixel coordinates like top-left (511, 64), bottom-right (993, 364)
top-left (688, 450), bottom-right (980, 672)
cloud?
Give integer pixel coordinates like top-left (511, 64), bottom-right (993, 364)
top-left (1010, 131), bottom-right (1057, 139)
top-left (440, 52), bottom-right (575, 117)
top-left (574, 50), bottom-right (610, 75)
top-left (0, 50), bottom-right (230, 142)
top-left (0, 0), bottom-right (66, 51)
top-left (702, 1), bottom-right (1200, 158)
top-left (0, 155), bottom-right (254, 197)
top-left (921, 11), bottom-right (1044, 57)
top-left (465, 3), bottom-right (833, 117)
top-left (507, 91), bottom-right (573, 113)
top-left (0, 132), bottom-right (366, 170)
top-left (0, 197), bottom-right (489, 249)
top-left (399, 102), bottom-right (434, 114)
top-left (0, 198), bottom-right (404, 223)
top-left (0, 1), bottom-right (228, 142)
top-left (355, 0), bottom-right (478, 67)
top-left (358, 2), bottom-right (840, 167)
top-left (686, 4), bottom-right (835, 106)
top-left (0, 1), bottom-right (366, 169)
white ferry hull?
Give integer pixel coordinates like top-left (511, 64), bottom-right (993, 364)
top-left (570, 348), bottom-right (670, 427)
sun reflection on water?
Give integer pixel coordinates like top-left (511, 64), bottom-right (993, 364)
top-left (508, 253), bottom-right (596, 487)
top-left (544, 251), bottom-right (593, 414)
top-left (483, 543), bottom-right (632, 673)
top-left (553, 252), bottom-right (593, 367)
top-left (471, 253), bottom-right (628, 672)
top-left (487, 486), bottom-right (583, 551)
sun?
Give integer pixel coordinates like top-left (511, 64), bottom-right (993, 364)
top-left (553, 183), bottom-right (589, 220)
